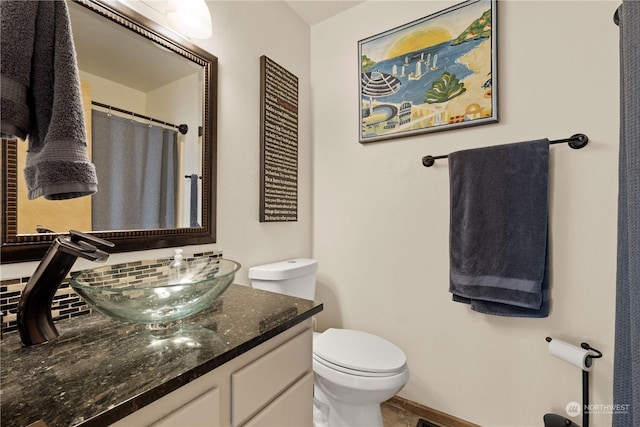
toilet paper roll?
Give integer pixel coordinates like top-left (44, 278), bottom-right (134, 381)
top-left (548, 338), bottom-right (593, 371)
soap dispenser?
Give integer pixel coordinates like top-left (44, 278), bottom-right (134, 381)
top-left (169, 249), bottom-right (188, 284)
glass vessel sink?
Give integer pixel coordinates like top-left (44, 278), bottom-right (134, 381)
top-left (70, 257), bottom-right (240, 327)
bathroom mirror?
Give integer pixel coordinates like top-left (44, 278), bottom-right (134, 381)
top-left (0, 0), bottom-right (218, 263)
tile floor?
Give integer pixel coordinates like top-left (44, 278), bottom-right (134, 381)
top-left (381, 401), bottom-right (438, 427)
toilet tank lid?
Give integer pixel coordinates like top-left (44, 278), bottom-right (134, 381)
top-left (248, 259), bottom-right (317, 280)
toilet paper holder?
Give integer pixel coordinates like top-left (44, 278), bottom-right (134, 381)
top-left (545, 337), bottom-right (603, 368)
top-left (578, 341), bottom-right (603, 366)
top-left (544, 337), bottom-right (603, 427)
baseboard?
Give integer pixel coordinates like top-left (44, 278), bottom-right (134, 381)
top-left (386, 395), bottom-right (480, 427)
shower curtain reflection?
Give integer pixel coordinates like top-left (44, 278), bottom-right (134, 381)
top-left (92, 109), bottom-right (178, 231)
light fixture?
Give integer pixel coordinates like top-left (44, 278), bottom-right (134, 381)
top-left (165, 0), bottom-right (213, 39)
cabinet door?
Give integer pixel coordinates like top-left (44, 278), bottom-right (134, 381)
top-left (231, 330), bottom-right (312, 425)
top-left (152, 387), bottom-right (221, 427)
top-left (111, 368), bottom-right (225, 427)
top-left (243, 372), bottom-right (313, 427)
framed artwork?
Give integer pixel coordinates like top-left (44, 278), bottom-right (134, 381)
top-left (358, 0), bottom-right (497, 143)
top-left (259, 56), bottom-right (298, 222)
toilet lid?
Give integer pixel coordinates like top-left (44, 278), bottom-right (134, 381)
top-left (313, 328), bottom-right (406, 374)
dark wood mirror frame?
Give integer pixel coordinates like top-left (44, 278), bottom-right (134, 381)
top-left (1, 0), bottom-right (217, 264)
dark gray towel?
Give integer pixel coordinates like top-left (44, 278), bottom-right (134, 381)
top-left (189, 174), bottom-right (200, 227)
top-left (448, 139), bottom-right (550, 317)
top-left (1, 0), bottom-right (98, 200)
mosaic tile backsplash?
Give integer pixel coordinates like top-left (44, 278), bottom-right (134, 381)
top-left (0, 250), bottom-right (222, 335)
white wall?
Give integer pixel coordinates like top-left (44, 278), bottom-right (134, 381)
top-left (311, 1), bottom-right (619, 426)
top-left (80, 70), bottom-right (146, 112)
top-left (203, 1), bottom-right (313, 278)
top-left (1, 1), bottom-right (313, 288)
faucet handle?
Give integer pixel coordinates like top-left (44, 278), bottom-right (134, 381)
top-left (69, 230), bottom-right (115, 248)
top-left (17, 230), bottom-right (115, 346)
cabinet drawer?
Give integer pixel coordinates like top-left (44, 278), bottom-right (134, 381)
top-left (152, 387), bottom-right (220, 427)
top-left (244, 372), bottom-right (313, 427)
top-left (231, 329), bottom-right (312, 425)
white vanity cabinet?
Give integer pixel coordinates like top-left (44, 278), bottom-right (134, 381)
top-left (111, 321), bottom-right (313, 427)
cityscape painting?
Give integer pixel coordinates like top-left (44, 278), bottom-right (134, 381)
top-left (359, 0), bottom-right (497, 143)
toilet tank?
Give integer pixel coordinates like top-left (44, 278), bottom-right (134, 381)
top-left (248, 259), bottom-right (317, 300)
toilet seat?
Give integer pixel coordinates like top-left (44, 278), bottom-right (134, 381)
top-left (313, 354), bottom-right (406, 377)
top-left (313, 328), bottom-right (407, 377)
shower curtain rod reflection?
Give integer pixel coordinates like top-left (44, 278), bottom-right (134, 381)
top-left (91, 101), bottom-right (188, 135)
top-left (421, 133), bottom-right (589, 167)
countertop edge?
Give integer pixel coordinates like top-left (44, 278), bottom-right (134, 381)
top-left (79, 303), bottom-right (323, 427)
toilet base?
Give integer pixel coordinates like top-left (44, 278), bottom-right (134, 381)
top-left (313, 384), bottom-right (383, 427)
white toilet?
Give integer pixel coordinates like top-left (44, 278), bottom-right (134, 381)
top-left (248, 259), bottom-right (410, 427)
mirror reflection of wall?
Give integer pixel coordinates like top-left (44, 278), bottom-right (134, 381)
top-left (15, 1), bottom-right (204, 235)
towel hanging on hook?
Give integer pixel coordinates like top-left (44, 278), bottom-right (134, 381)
top-left (421, 133), bottom-right (589, 167)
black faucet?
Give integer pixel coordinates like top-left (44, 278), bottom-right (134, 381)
top-left (17, 230), bottom-right (114, 347)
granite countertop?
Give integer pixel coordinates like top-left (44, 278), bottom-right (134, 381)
top-left (1, 284), bottom-right (323, 427)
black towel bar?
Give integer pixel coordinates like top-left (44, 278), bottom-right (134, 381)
top-left (421, 133), bottom-right (589, 167)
